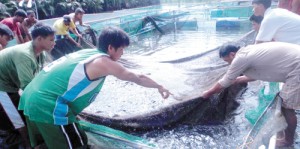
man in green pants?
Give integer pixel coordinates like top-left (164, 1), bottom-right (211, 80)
top-left (0, 23), bottom-right (55, 148)
top-left (19, 26), bottom-right (170, 148)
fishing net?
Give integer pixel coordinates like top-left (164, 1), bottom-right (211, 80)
top-left (79, 121), bottom-right (156, 149)
top-left (51, 29), bottom-right (96, 60)
top-left (240, 92), bottom-right (287, 148)
top-left (245, 82), bottom-right (280, 125)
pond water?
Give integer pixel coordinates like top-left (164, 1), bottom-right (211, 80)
top-left (126, 28), bottom-right (300, 147)
top-left (2, 2), bottom-right (300, 149)
top-left (117, 5), bottom-right (300, 148)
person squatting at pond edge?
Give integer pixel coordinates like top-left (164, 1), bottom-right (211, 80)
top-left (202, 42), bottom-right (300, 147)
top-left (18, 26), bottom-right (171, 149)
top-left (1, 9), bottom-right (27, 44)
top-left (0, 22), bottom-right (55, 149)
top-left (0, 23), bottom-right (13, 50)
top-left (252, 0), bottom-right (300, 44)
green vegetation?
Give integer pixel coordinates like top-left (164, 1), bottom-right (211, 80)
top-left (0, 0), bottom-right (160, 20)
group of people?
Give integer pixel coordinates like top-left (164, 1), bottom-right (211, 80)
top-left (203, 0), bottom-right (300, 147)
top-left (50, 8), bottom-right (90, 60)
top-left (0, 9), bottom-right (37, 46)
top-left (0, 6), bottom-right (171, 149)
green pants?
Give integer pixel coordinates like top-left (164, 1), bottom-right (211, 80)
top-left (25, 116), bottom-right (88, 149)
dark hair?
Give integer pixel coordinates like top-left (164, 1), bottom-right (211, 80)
top-left (63, 15), bottom-right (71, 23)
top-left (14, 9), bottom-right (27, 18)
top-left (26, 10), bottom-right (35, 16)
top-left (31, 22), bottom-right (55, 39)
top-left (75, 8), bottom-right (85, 14)
top-left (4, 12), bottom-right (11, 18)
top-left (97, 26), bottom-right (130, 53)
top-left (219, 44), bottom-right (240, 58)
top-left (0, 24), bottom-right (13, 39)
top-left (252, 0), bottom-right (271, 9)
top-left (249, 14), bottom-right (263, 24)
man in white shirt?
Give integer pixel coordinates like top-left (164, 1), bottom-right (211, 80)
top-left (252, 0), bottom-right (300, 44)
top-left (202, 42), bottom-right (300, 147)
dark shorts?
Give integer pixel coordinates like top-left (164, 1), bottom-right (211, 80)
top-left (26, 117), bottom-right (88, 149)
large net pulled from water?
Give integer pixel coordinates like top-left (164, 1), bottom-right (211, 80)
top-left (241, 93), bottom-right (287, 148)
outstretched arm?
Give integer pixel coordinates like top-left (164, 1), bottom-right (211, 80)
top-left (86, 57), bottom-right (171, 99)
top-left (201, 83), bottom-right (224, 99)
top-left (234, 76), bottom-right (255, 84)
top-left (66, 34), bottom-right (81, 48)
top-left (79, 19), bottom-right (90, 28)
top-left (202, 76), bottom-right (254, 99)
top-left (69, 28), bottom-right (82, 39)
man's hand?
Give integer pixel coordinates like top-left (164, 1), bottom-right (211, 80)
top-left (76, 43), bottom-right (82, 48)
top-left (158, 86), bottom-right (171, 99)
top-left (234, 76), bottom-right (255, 84)
top-left (201, 90), bottom-right (212, 99)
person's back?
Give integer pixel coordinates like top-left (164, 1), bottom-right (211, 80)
top-left (231, 42), bottom-right (300, 83)
top-left (18, 26), bottom-right (170, 148)
top-left (53, 18), bottom-right (69, 36)
top-left (19, 49), bottom-right (107, 125)
top-left (0, 42), bottom-right (45, 92)
top-left (1, 17), bottom-right (20, 34)
top-left (204, 41), bottom-right (300, 147)
top-left (0, 23), bottom-right (55, 148)
top-left (256, 8), bottom-right (300, 44)
top-left (1, 9), bottom-right (27, 44)
top-left (278, 0), bottom-right (300, 15)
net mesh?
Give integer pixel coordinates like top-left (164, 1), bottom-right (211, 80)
top-left (79, 121), bottom-right (156, 149)
top-left (245, 82), bottom-right (280, 125)
top-left (240, 83), bottom-right (287, 149)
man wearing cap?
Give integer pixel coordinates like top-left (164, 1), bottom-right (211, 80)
top-left (53, 15), bottom-right (82, 47)
top-left (1, 9), bottom-right (27, 44)
top-left (202, 42), bottom-right (300, 147)
top-left (0, 23), bottom-right (13, 50)
top-left (0, 23), bottom-right (55, 148)
top-left (52, 15), bottom-right (82, 59)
